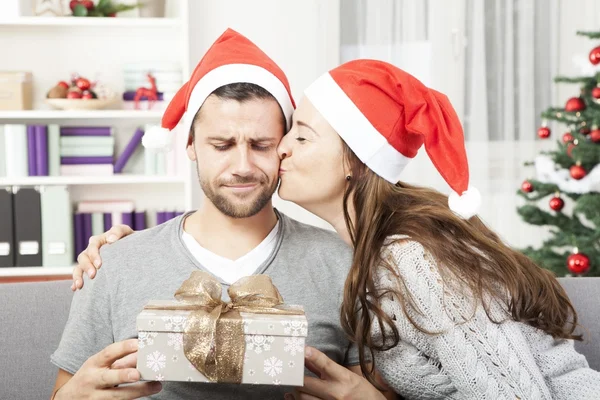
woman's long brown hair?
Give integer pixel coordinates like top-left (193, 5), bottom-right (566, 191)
top-left (338, 143), bottom-right (581, 385)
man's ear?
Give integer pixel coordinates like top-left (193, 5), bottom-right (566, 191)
top-left (186, 140), bottom-right (197, 161)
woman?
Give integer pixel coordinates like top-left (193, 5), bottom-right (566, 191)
top-left (73, 60), bottom-right (600, 399)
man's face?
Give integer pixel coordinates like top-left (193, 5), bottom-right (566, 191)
top-left (187, 95), bottom-right (285, 218)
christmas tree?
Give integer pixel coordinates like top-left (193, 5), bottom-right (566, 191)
top-left (518, 30), bottom-right (600, 277)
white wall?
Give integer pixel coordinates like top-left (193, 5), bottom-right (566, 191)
top-left (186, 0), bottom-right (340, 230)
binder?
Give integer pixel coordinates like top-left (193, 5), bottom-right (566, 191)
top-left (0, 187), bottom-right (15, 268)
top-left (13, 187), bottom-right (42, 266)
top-left (40, 186), bottom-right (73, 267)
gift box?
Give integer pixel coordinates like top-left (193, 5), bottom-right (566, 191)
top-left (0, 71), bottom-right (33, 110)
top-left (136, 271), bottom-right (308, 386)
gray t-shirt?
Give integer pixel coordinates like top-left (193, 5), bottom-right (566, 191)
top-left (51, 211), bottom-right (358, 399)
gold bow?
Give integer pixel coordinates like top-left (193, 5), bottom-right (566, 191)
top-left (144, 271), bottom-right (303, 383)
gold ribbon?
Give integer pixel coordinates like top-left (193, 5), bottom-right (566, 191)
top-left (143, 271), bottom-right (303, 383)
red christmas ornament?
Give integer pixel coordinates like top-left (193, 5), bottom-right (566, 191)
top-left (537, 126), bottom-right (551, 139)
top-left (567, 142), bottom-right (577, 157)
top-left (521, 180), bottom-right (534, 193)
top-left (565, 97), bottom-right (586, 112)
top-left (591, 129), bottom-right (600, 143)
top-left (567, 252), bottom-right (591, 274)
top-left (562, 132), bottom-right (574, 143)
top-left (549, 196), bottom-right (565, 211)
top-left (580, 126), bottom-right (591, 135)
top-left (570, 164), bottom-right (586, 180)
top-left (81, 90), bottom-right (93, 100)
top-left (592, 86), bottom-right (600, 99)
top-left (76, 78), bottom-right (91, 91)
top-left (590, 45), bottom-right (600, 65)
top-left (66, 91), bottom-right (82, 99)
top-left (57, 81), bottom-right (69, 89)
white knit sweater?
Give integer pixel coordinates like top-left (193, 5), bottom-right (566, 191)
top-left (371, 238), bottom-right (600, 400)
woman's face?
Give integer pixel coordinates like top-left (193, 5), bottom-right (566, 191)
top-left (277, 97), bottom-right (349, 213)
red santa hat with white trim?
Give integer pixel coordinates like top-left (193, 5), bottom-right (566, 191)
top-left (142, 28), bottom-right (295, 151)
top-left (304, 59), bottom-right (481, 219)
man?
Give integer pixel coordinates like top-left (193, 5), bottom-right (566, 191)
top-left (51, 29), bottom-right (367, 399)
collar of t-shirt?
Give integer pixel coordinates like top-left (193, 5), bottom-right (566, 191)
top-left (181, 220), bottom-right (280, 284)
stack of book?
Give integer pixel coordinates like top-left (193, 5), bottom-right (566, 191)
top-left (0, 124), bottom-right (60, 177)
top-left (60, 126), bottom-right (115, 176)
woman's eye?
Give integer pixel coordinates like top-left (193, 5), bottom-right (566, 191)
top-left (296, 137), bottom-right (306, 143)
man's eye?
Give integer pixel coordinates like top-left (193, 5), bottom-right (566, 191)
top-left (252, 145), bottom-right (271, 151)
top-left (213, 145), bottom-right (231, 151)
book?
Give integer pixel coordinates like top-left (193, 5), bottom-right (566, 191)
top-left (91, 213), bottom-right (104, 236)
top-left (74, 213), bottom-right (84, 261)
top-left (40, 186), bottom-right (73, 267)
top-left (77, 200), bottom-right (135, 214)
top-left (144, 150), bottom-right (157, 175)
top-left (48, 124), bottom-right (60, 176)
top-left (134, 211), bottom-right (146, 230)
top-left (122, 212), bottom-right (133, 228)
top-left (0, 126), bottom-right (6, 177)
top-left (61, 156), bottom-right (114, 165)
top-left (114, 127), bottom-right (145, 173)
top-left (59, 164), bottom-right (114, 176)
top-left (60, 136), bottom-right (115, 147)
top-left (27, 125), bottom-right (37, 176)
top-left (82, 213), bottom-right (92, 249)
top-left (35, 125), bottom-right (49, 176)
top-left (60, 146), bottom-right (114, 157)
top-left (103, 213), bottom-right (112, 231)
top-left (4, 124), bottom-right (28, 178)
top-left (60, 126), bottom-right (112, 136)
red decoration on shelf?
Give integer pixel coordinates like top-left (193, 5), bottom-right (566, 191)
top-left (567, 252), bottom-right (590, 274)
top-left (537, 126), bottom-right (551, 139)
top-left (589, 45), bottom-right (600, 65)
top-left (565, 97), bottom-right (586, 112)
top-left (549, 195), bottom-right (565, 211)
top-left (562, 132), bottom-right (574, 143)
top-left (76, 77), bottom-right (91, 91)
top-left (570, 164), bottom-right (586, 180)
top-left (134, 73), bottom-right (158, 110)
top-left (521, 180), bottom-right (534, 193)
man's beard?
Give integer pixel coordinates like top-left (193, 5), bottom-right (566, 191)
top-left (197, 166), bottom-right (277, 218)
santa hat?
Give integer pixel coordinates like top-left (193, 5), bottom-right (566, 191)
top-left (142, 28), bottom-right (295, 151)
top-left (304, 60), bottom-right (481, 219)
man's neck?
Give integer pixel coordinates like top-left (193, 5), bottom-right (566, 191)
top-left (183, 198), bottom-right (279, 261)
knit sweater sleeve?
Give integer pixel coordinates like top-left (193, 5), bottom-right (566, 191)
top-left (376, 240), bottom-right (554, 400)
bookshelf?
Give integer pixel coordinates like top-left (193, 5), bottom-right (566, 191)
top-left (0, 1), bottom-right (193, 278)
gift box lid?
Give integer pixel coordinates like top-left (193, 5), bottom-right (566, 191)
top-left (137, 300), bottom-right (308, 337)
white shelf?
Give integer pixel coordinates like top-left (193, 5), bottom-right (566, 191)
top-left (0, 17), bottom-right (179, 28)
top-left (0, 110), bottom-right (164, 120)
top-left (0, 266), bottom-right (73, 277)
top-left (0, 175), bottom-right (186, 186)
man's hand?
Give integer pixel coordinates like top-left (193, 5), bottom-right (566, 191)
top-left (72, 224), bottom-right (135, 291)
top-left (286, 346), bottom-right (390, 400)
top-left (53, 339), bottom-right (161, 400)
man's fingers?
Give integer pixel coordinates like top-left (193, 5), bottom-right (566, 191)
top-left (304, 346), bottom-right (345, 380)
top-left (296, 376), bottom-right (334, 399)
top-left (97, 367), bottom-right (141, 388)
top-left (111, 352), bottom-right (138, 369)
top-left (107, 381), bottom-right (163, 399)
top-left (92, 339), bottom-right (139, 368)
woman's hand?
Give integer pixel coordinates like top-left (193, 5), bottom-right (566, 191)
top-left (286, 346), bottom-right (389, 400)
top-left (71, 224), bottom-right (135, 291)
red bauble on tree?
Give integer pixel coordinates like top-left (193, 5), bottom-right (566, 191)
top-left (562, 132), bottom-right (574, 143)
top-left (521, 180), bottom-right (534, 193)
top-left (565, 97), bottom-right (586, 112)
top-left (592, 86), bottom-right (600, 99)
top-left (591, 129), bottom-right (600, 143)
top-left (570, 163), bottom-right (586, 180)
top-left (549, 195), bottom-right (565, 211)
top-left (537, 126), bottom-right (551, 139)
top-left (580, 126), bottom-right (591, 135)
top-left (567, 251), bottom-right (591, 274)
top-left (589, 45), bottom-right (600, 65)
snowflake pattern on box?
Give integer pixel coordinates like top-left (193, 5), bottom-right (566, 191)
top-left (264, 356), bottom-right (283, 377)
top-left (246, 334), bottom-right (275, 354)
top-left (284, 337), bottom-right (304, 356)
top-left (167, 333), bottom-right (183, 351)
top-left (138, 331), bottom-right (158, 349)
top-left (147, 351), bottom-right (166, 372)
top-left (155, 374), bottom-right (165, 381)
top-left (281, 320), bottom-right (308, 337)
top-left (162, 315), bottom-right (186, 331)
